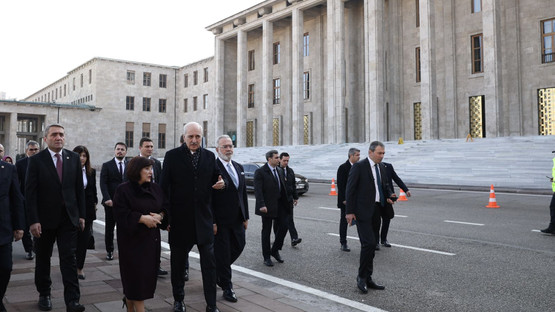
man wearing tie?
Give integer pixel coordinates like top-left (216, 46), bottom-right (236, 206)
top-left (212, 135), bottom-right (249, 303)
top-left (25, 124), bottom-right (86, 311)
top-left (99, 142), bottom-right (127, 261)
top-left (336, 148), bottom-right (360, 252)
top-left (279, 152), bottom-right (301, 247)
top-left (346, 141), bottom-right (393, 294)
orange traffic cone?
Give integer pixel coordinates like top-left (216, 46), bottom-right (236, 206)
top-left (485, 184), bottom-right (500, 208)
top-left (398, 190), bottom-right (408, 201)
top-left (329, 178), bottom-right (338, 196)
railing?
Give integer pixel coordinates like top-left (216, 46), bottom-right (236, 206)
top-left (543, 52), bottom-right (554, 64)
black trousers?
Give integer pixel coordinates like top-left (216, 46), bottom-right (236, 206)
top-left (261, 209), bottom-right (289, 260)
top-left (339, 206), bottom-right (348, 245)
top-left (214, 222), bottom-right (245, 290)
top-left (21, 226), bottom-right (33, 253)
top-left (171, 242), bottom-right (216, 306)
top-left (372, 204), bottom-right (384, 245)
top-left (549, 193), bottom-right (555, 227)
top-left (273, 204), bottom-right (298, 241)
top-left (379, 218), bottom-right (391, 243)
top-left (356, 218), bottom-right (377, 280)
top-left (0, 243), bottom-right (12, 300)
top-left (104, 205), bottom-right (115, 253)
top-left (76, 220), bottom-right (93, 270)
top-left (34, 217), bottom-right (80, 305)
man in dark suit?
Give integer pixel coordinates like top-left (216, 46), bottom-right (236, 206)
top-left (254, 150), bottom-right (290, 267)
top-left (279, 152), bottom-right (301, 246)
top-left (376, 162), bottom-right (411, 248)
top-left (25, 124), bottom-right (86, 312)
top-left (212, 135), bottom-right (249, 303)
top-left (15, 140), bottom-right (40, 260)
top-left (346, 141), bottom-right (394, 294)
top-left (99, 142), bottom-right (127, 261)
top-left (0, 156), bottom-right (25, 312)
top-left (336, 147), bottom-right (360, 252)
top-left (160, 122), bottom-right (224, 312)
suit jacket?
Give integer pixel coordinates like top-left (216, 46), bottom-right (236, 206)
top-left (152, 157), bottom-right (162, 184)
top-left (212, 159), bottom-right (249, 226)
top-left (160, 145), bottom-right (220, 246)
top-left (84, 169), bottom-right (98, 221)
top-left (15, 156), bottom-right (29, 195)
top-left (345, 158), bottom-right (392, 222)
top-left (100, 158), bottom-right (127, 205)
top-left (381, 162), bottom-right (408, 220)
top-left (0, 161), bottom-right (25, 245)
top-left (282, 166), bottom-right (299, 204)
top-left (254, 163), bottom-right (289, 218)
top-left (25, 148), bottom-right (86, 229)
top-left (336, 160), bottom-right (352, 209)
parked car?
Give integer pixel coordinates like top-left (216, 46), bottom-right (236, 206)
top-left (242, 162), bottom-right (309, 195)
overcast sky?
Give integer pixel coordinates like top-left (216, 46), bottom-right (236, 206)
top-left (0, 0), bottom-right (262, 100)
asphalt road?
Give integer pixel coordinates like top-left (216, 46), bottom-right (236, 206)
top-left (97, 182), bottom-right (555, 312)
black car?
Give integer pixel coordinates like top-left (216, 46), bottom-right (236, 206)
top-left (242, 162), bottom-right (309, 195)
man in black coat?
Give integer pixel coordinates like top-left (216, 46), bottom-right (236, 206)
top-left (26, 124), bottom-right (86, 312)
top-left (336, 147), bottom-right (360, 252)
top-left (160, 122), bottom-right (225, 312)
top-left (212, 135), bottom-right (249, 303)
top-left (346, 141), bottom-right (394, 294)
top-left (254, 150), bottom-right (290, 267)
top-left (0, 157), bottom-right (25, 312)
top-left (279, 152), bottom-right (301, 246)
top-left (15, 140), bottom-right (40, 260)
top-left (99, 142), bottom-right (128, 261)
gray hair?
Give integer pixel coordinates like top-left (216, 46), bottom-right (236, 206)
top-left (26, 140), bottom-right (39, 148)
top-left (183, 122), bottom-right (203, 136)
top-left (216, 134), bottom-right (232, 147)
top-left (44, 124), bottom-right (64, 137)
top-left (265, 149), bottom-right (279, 161)
top-left (348, 147), bottom-right (360, 157)
top-left (369, 141), bottom-right (384, 151)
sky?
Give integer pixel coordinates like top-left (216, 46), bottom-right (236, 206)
top-left (0, 0), bottom-right (262, 100)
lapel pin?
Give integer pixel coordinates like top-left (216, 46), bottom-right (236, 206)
top-left (67, 156), bottom-right (70, 160)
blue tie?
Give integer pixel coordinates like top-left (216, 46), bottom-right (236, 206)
top-left (375, 164), bottom-right (385, 206)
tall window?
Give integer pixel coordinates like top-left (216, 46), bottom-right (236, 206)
top-left (143, 97), bottom-right (151, 111)
top-left (64, 84), bottom-right (66, 96)
top-left (89, 69), bottom-right (92, 84)
top-left (143, 72), bottom-right (151, 86)
top-left (159, 99), bottom-right (167, 113)
top-left (193, 71), bottom-right (198, 85)
top-left (248, 84), bottom-right (255, 108)
top-left (303, 72), bottom-right (310, 100)
top-left (184, 98), bottom-right (188, 112)
top-left (126, 96), bottom-right (134, 110)
top-left (416, 0), bottom-right (420, 27)
top-left (248, 50), bottom-right (255, 71)
top-left (303, 33), bottom-right (310, 56)
top-left (542, 18), bottom-right (555, 64)
top-left (273, 42), bottom-right (280, 64)
top-left (416, 47), bottom-right (421, 82)
top-left (203, 67), bottom-right (208, 82)
top-left (159, 74), bottom-right (167, 88)
top-left (193, 96), bottom-right (198, 111)
top-left (127, 71), bottom-right (135, 84)
top-left (203, 94), bottom-right (208, 109)
top-left (184, 74), bottom-right (189, 87)
top-left (158, 124), bottom-right (166, 149)
top-left (273, 78), bottom-right (281, 104)
top-left (471, 34), bottom-right (483, 73)
top-left (125, 122), bottom-right (134, 148)
top-left (142, 123), bottom-right (150, 138)
top-left (471, 0), bottom-right (481, 13)
top-left (73, 78), bottom-right (75, 91)
top-left (80, 73), bottom-right (83, 87)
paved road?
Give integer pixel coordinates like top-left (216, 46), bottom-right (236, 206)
top-left (96, 182), bottom-right (555, 312)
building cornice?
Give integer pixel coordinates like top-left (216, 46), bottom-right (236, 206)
top-left (1, 100), bottom-right (101, 111)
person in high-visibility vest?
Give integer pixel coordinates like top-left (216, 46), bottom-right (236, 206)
top-left (541, 155), bottom-right (555, 234)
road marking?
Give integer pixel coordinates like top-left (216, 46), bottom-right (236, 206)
top-left (531, 229), bottom-right (541, 233)
top-left (318, 206), bottom-right (338, 210)
top-left (327, 233), bottom-right (456, 256)
top-left (396, 215), bottom-right (408, 218)
top-left (444, 220), bottom-right (484, 226)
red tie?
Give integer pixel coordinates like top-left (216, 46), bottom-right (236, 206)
top-left (55, 153), bottom-right (63, 182)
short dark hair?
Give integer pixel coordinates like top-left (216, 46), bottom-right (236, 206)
top-left (73, 145), bottom-right (93, 175)
top-left (125, 156), bottom-right (155, 182)
top-left (279, 152), bottom-right (289, 159)
top-left (369, 141), bottom-right (384, 152)
top-left (114, 142), bottom-right (127, 150)
top-left (139, 137), bottom-right (153, 147)
top-left (265, 150), bottom-right (279, 161)
top-left (44, 124), bottom-right (64, 137)
top-left (348, 148), bottom-right (360, 157)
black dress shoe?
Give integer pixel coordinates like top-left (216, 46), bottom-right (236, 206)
top-left (206, 306), bottom-right (220, 312)
top-left (375, 244), bottom-right (380, 250)
top-left (173, 300), bottom-right (185, 312)
top-left (271, 250), bottom-right (284, 263)
top-left (291, 238), bottom-right (302, 246)
top-left (540, 227), bottom-right (555, 234)
top-left (366, 279), bottom-right (385, 290)
top-left (223, 288), bottom-right (238, 302)
top-left (340, 244), bottom-right (350, 252)
top-left (381, 241), bottom-right (392, 247)
top-left (106, 251), bottom-right (114, 260)
top-left (78, 274), bottom-right (85, 280)
top-left (38, 295), bottom-right (52, 311)
top-left (263, 258), bottom-right (274, 266)
top-left (158, 267), bottom-right (168, 276)
top-left (184, 268), bottom-right (189, 281)
top-left (66, 301), bottom-right (85, 312)
top-left (26, 251), bottom-right (34, 260)
top-left (356, 276), bottom-right (368, 294)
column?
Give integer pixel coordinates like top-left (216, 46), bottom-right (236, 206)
top-left (236, 30), bottom-right (248, 147)
top-left (261, 20), bottom-right (274, 146)
top-left (442, 0), bottom-right (457, 138)
top-left (213, 38), bottom-right (225, 146)
top-left (326, 0), bottom-right (336, 143)
top-left (482, 0), bottom-right (502, 137)
top-left (327, 0), bottom-right (346, 144)
top-left (420, 0), bottom-right (438, 139)
top-left (365, 0), bottom-right (385, 141)
top-left (291, 8), bottom-right (304, 145)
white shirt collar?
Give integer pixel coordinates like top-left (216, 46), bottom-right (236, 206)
top-left (48, 148), bottom-right (61, 157)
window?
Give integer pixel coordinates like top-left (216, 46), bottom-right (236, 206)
top-left (64, 84), bottom-right (66, 96)
top-left (143, 72), bottom-right (151, 86)
top-left (158, 124), bottom-right (166, 149)
top-left (542, 18), bottom-right (555, 64)
top-left (193, 96), bottom-right (198, 111)
top-left (89, 69), bottom-right (92, 84)
top-left (184, 74), bottom-right (189, 87)
top-left (142, 123), bottom-right (150, 138)
top-left (416, 47), bottom-right (421, 82)
top-left (273, 78), bottom-right (281, 104)
top-left (193, 71), bottom-right (198, 85)
top-left (127, 71), bottom-right (135, 84)
top-left (416, 0), bottom-right (420, 27)
top-left (184, 98), bottom-right (188, 112)
top-left (303, 33), bottom-right (310, 56)
top-left (273, 42), bottom-right (280, 64)
top-left (203, 67), bottom-right (208, 82)
top-left (143, 97), bottom-right (151, 111)
top-left (303, 72), bottom-right (310, 100)
top-left (159, 99), bottom-right (167, 113)
top-left (126, 96), bottom-right (134, 110)
top-left (125, 122), bottom-right (134, 148)
top-left (203, 94), bottom-right (208, 109)
top-left (471, 0), bottom-right (481, 13)
top-left (471, 34), bottom-right (483, 73)
top-left (248, 50), bottom-right (255, 71)
top-left (72, 77), bottom-right (75, 91)
top-left (55, 88), bottom-right (58, 100)
top-left (159, 74), bottom-right (167, 88)
top-left (80, 74), bottom-right (83, 87)
top-left (248, 84), bottom-right (255, 108)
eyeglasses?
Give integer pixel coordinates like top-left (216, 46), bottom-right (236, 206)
top-left (220, 145), bottom-right (233, 149)
top-left (29, 148), bottom-right (39, 151)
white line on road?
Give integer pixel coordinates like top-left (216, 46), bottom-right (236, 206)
top-left (444, 220), bottom-right (484, 226)
top-left (317, 207), bottom-right (408, 218)
top-left (531, 229), bottom-right (541, 233)
top-left (327, 233), bottom-right (456, 256)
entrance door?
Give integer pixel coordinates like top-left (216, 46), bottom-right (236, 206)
top-left (539, 88), bottom-right (555, 135)
top-left (469, 95), bottom-right (485, 138)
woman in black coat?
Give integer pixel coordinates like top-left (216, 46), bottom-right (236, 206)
top-left (73, 145), bottom-right (98, 280)
top-left (113, 156), bottom-right (168, 312)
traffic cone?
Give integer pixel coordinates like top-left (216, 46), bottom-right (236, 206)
top-left (485, 184), bottom-right (500, 208)
top-left (398, 190), bottom-right (408, 201)
top-left (329, 178), bottom-right (338, 196)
